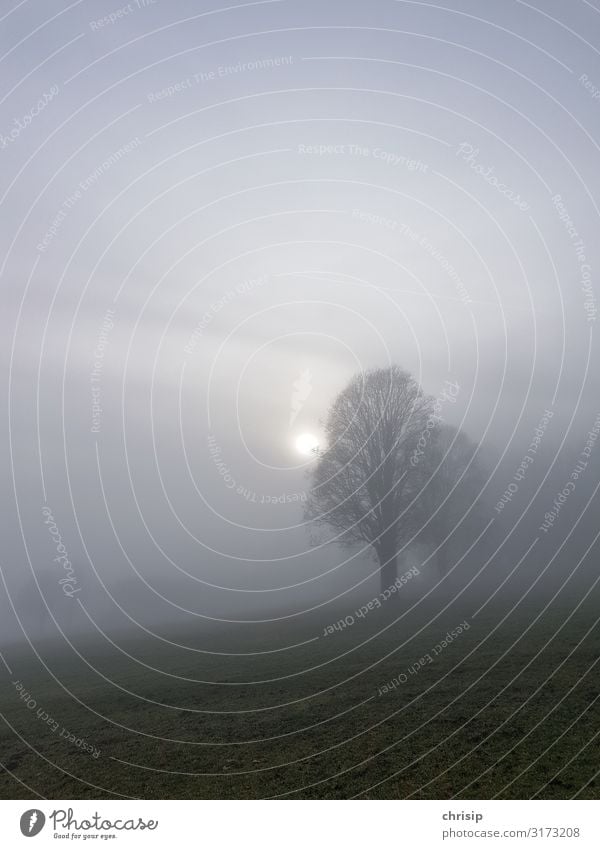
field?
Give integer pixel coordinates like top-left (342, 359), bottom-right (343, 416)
top-left (1, 592), bottom-right (599, 799)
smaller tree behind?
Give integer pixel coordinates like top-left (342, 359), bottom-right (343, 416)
top-left (415, 424), bottom-right (487, 575)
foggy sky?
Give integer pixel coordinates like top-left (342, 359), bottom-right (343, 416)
top-left (2, 0), bottom-right (600, 644)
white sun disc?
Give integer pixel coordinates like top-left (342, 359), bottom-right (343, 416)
top-left (295, 433), bottom-right (319, 456)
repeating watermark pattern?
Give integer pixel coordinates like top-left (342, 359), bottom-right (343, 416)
top-left (80, 140), bottom-right (143, 192)
top-left (551, 194), bottom-right (597, 322)
top-left (322, 565), bottom-right (420, 636)
top-left (90, 308), bottom-right (116, 434)
top-left (298, 143), bottom-right (428, 172)
top-left (377, 620), bottom-right (470, 695)
top-left (0, 85), bottom-right (59, 150)
top-left (41, 506), bottom-right (80, 598)
top-left (579, 73), bottom-right (600, 101)
top-left (494, 408), bottom-right (554, 514)
top-left (289, 368), bottom-right (312, 427)
top-left (147, 56), bottom-right (294, 102)
top-left (89, 0), bottom-right (157, 31)
top-left (455, 143), bottom-right (530, 211)
top-left (410, 380), bottom-right (460, 467)
top-left (352, 208), bottom-right (398, 231)
top-left (12, 681), bottom-right (100, 758)
top-left (352, 208), bottom-right (472, 304)
top-left (539, 411), bottom-right (600, 533)
top-left (207, 434), bottom-right (306, 504)
top-left (37, 138), bottom-right (142, 252)
top-left (184, 275), bottom-right (267, 355)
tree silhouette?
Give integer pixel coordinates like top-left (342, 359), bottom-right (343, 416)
top-left (305, 366), bottom-right (434, 593)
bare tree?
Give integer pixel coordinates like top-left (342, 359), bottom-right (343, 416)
top-left (305, 366), bottom-right (433, 593)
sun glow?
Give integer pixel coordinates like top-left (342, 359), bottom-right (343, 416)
top-left (295, 432), bottom-right (320, 456)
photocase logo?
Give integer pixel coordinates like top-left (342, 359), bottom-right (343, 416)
top-left (20, 810), bottom-right (45, 837)
top-left (289, 368), bottom-right (312, 427)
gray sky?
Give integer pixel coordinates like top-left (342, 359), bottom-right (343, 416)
top-left (2, 0), bottom-right (600, 640)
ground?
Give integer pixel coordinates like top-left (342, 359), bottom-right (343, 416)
top-left (1, 593), bottom-right (599, 799)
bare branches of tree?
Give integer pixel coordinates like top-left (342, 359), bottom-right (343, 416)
top-left (305, 367), bottom-right (486, 594)
top-left (305, 366), bottom-right (433, 592)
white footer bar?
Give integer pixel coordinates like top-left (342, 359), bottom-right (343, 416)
top-left (0, 800), bottom-right (597, 848)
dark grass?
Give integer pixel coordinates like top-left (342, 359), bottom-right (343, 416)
top-left (1, 591), bottom-right (600, 799)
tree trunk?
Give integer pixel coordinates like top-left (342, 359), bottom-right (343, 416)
top-left (379, 551), bottom-right (398, 595)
